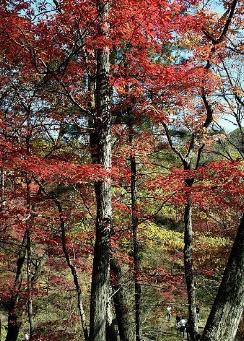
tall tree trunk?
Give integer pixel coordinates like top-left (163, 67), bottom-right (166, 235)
top-left (26, 229), bottom-right (34, 340)
top-left (129, 122), bottom-right (141, 341)
top-left (4, 223), bottom-right (45, 341)
top-left (5, 232), bottom-right (27, 341)
top-left (5, 311), bottom-right (21, 341)
top-left (26, 176), bottom-right (34, 340)
top-left (106, 289), bottom-right (119, 341)
top-left (110, 258), bottom-right (131, 341)
top-left (0, 167), bottom-right (5, 207)
top-left (201, 214), bottom-right (244, 341)
top-left (5, 249), bottom-right (46, 341)
top-left (5, 244), bottom-right (47, 341)
top-left (89, 1), bottom-right (112, 340)
top-left (184, 188), bottom-right (198, 341)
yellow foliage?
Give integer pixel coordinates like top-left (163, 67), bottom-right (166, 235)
top-left (139, 222), bottom-right (183, 251)
top-left (195, 234), bottom-right (231, 249)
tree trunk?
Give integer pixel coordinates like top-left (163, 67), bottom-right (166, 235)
top-left (184, 192), bottom-right (198, 341)
top-left (111, 258), bottom-right (131, 341)
top-left (201, 214), bottom-right (244, 341)
top-left (0, 167), bottom-right (5, 208)
top-left (35, 164), bottom-right (89, 339)
top-left (5, 232), bottom-right (27, 341)
top-left (129, 122), bottom-right (141, 341)
top-left (56, 200), bottom-right (89, 341)
top-left (26, 176), bottom-right (34, 340)
top-left (89, 1), bottom-right (112, 340)
top-left (106, 289), bottom-right (119, 341)
top-left (4, 220), bottom-right (46, 341)
top-left (5, 311), bottom-right (21, 341)
top-left (26, 229), bottom-right (34, 340)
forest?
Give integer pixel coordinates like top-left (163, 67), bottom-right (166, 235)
top-left (0, 0), bottom-right (243, 340)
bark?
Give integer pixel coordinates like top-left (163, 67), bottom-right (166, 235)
top-left (4, 168), bottom-right (45, 341)
top-left (163, 125), bottom-right (199, 340)
top-left (26, 229), bottom-right (34, 340)
top-left (5, 311), bottom-right (21, 341)
top-left (5, 232), bottom-right (27, 341)
top-left (201, 214), bottom-right (244, 341)
top-left (129, 122), bottom-right (141, 341)
top-left (184, 188), bottom-right (198, 341)
top-left (26, 177), bottom-right (34, 340)
top-left (0, 167), bottom-right (5, 207)
top-left (106, 289), bottom-right (119, 341)
top-left (89, 1), bottom-right (112, 340)
top-left (5, 242), bottom-right (46, 341)
top-left (110, 258), bottom-right (131, 341)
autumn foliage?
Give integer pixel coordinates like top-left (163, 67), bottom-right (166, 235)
top-left (0, 0), bottom-right (243, 340)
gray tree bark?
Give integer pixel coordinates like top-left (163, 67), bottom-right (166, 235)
top-left (184, 187), bottom-right (198, 341)
top-left (106, 288), bottom-right (119, 341)
top-left (111, 258), bottom-right (131, 341)
top-left (26, 177), bottom-right (34, 340)
top-left (5, 232), bottom-right (27, 341)
top-left (129, 122), bottom-right (142, 341)
top-left (201, 214), bottom-right (244, 341)
top-left (89, 1), bottom-right (112, 340)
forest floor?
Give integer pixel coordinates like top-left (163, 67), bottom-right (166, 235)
top-left (0, 311), bottom-right (206, 341)
top-left (143, 317), bottom-right (205, 341)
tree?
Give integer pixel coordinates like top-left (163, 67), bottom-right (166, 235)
top-left (201, 213), bottom-right (244, 341)
top-left (0, 1), bottom-right (243, 340)
top-left (89, 1), bottom-right (112, 340)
